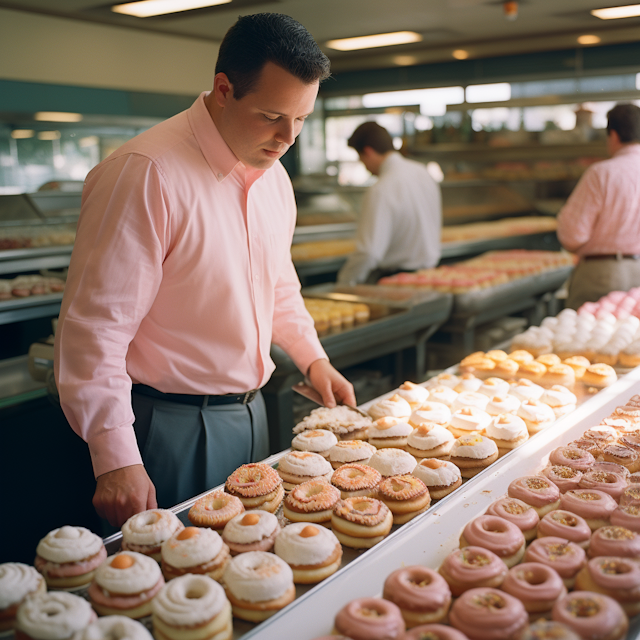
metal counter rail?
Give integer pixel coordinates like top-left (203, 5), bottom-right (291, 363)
top-left (0, 245), bottom-right (73, 276)
top-left (0, 292), bottom-right (63, 325)
top-left (440, 230), bottom-right (559, 259)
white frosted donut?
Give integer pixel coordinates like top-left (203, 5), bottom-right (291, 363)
top-left (541, 386), bottom-right (577, 411)
top-left (478, 378), bottom-right (510, 398)
top-left (409, 402), bottom-right (451, 426)
top-left (509, 380), bottom-right (544, 402)
top-left (450, 435), bottom-right (498, 459)
top-left (427, 386), bottom-right (459, 407)
top-left (36, 526), bottom-right (103, 564)
top-left (406, 425), bottom-right (454, 451)
top-left (427, 373), bottom-right (459, 389)
top-left (450, 407), bottom-right (492, 433)
top-left (222, 511), bottom-right (279, 545)
top-left (277, 451), bottom-right (332, 478)
top-left (94, 552), bottom-right (162, 595)
top-left (74, 616), bottom-right (153, 640)
top-left (368, 394), bottom-right (412, 421)
top-left (486, 395), bottom-right (521, 416)
top-left (161, 527), bottom-right (223, 569)
top-left (121, 510), bottom-right (182, 548)
top-left (291, 430), bottom-right (338, 454)
top-left (223, 552), bottom-right (293, 603)
top-left (329, 440), bottom-right (376, 463)
top-left (368, 417), bottom-right (413, 439)
top-left (413, 459), bottom-right (461, 487)
top-left (367, 448), bottom-right (417, 477)
top-left (485, 414), bottom-right (528, 440)
top-left (274, 523), bottom-right (340, 566)
top-left (0, 563), bottom-right (44, 610)
top-left (454, 376), bottom-right (483, 393)
top-left (452, 391), bottom-right (489, 412)
top-left (395, 381), bottom-right (430, 407)
top-left (518, 400), bottom-right (556, 425)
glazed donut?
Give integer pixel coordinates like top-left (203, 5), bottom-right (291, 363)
top-left (377, 475), bottom-right (431, 524)
top-left (225, 463), bottom-right (284, 513)
top-left (412, 458), bottom-right (462, 500)
top-left (282, 478), bottom-right (340, 526)
top-left (542, 465), bottom-right (583, 493)
top-left (538, 510), bottom-right (591, 549)
top-left (620, 485), bottom-right (640, 506)
top-left (74, 617), bottom-right (153, 640)
top-left (560, 489), bottom-right (618, 531)
top-left (507, 476), bottom-right (561, 517)
top-left (552, 592), bottom-right (628, 640)
top-left (0, 564), bottom-right (46, 633)
top-left (334, 598), bottom-right (405, 640)
top-left (579, 470), bottom-right (628, 501)
top-left (221, 511), bottom-right (280, 555)
top-left (368, 417), bottom-right (413, 449)
top-left (400, 624), bottom-right (470, 640)
top-left (121, 510), bottom-right (184, 562)
top-left (501, 562), bottom-right (567, 618)
top-left (438, 546), bottom-right (508, 596)
top-left (188, 490), bottom-right (244, 530)
top-left (331, 497), bottom-right (393, 549)
top-left (524, 537), bottom-right (586, 589)
top-left (449, 588), bottom-right (527, 640)
top-left (367, 448), bottom-right (417, 478)
top-left (277, 450), bottom-right (333, 491)
top-left (460, 515), bottom-right (526, 568)
top-left (330, 463), bottom-right (381, 499)
top-left (583, 426), bottom-right (618, 446)
top-left (588, 525), bottom-right (640, 559)
top-left (383, 566), bottom-right (451, 627)
top-left (619, 433), bottom-right (640, 454)
top-left (485, 497), bottom-right (539, 542)
top-left (549, 447), bottom-right (595, 472)
top-left (611, 504), bottom-right (640, 533)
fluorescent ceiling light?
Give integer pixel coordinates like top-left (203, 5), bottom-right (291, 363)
top-left (362, 86), bottom-right (464, 117)
top-left (393, 55), bottom-right (419, 66)
top-left (466, 82), bottom-right (511, 103)
top-left (11, 130), bottom-right (34, 139)
top-left (112, 0), bottom-right (231, 17)
top-left (452, 49), bottom-right (469, 60)
top-left (578, 34), bottom-right (601, 44)
top-left (326, 31), bottom-right (422, 51)
top-left (38, 131), bottom-right (61, 140)
top-left (35, 112), bottom-right (83, 123)
top-left (591, 4), bottom-right (640, 19)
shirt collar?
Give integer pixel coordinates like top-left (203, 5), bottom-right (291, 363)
top-left (614, 143), bottom-right (640, 158)
top-left (379, 151), bottom-right (402, 177)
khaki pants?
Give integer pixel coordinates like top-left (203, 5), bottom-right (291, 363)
top-left (566, 259), bottom-right (640, 310)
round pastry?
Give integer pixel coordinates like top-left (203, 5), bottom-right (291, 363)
top-left (282, 478), bottom-right (340, 526)
top-left (405, 425), bottom-right (454, 460)
top-left (549, 446), bottom-right (595, 472)
top-left (383, 566), bottom-right (451, 627)
top-left (396, 381), bottom-right (430, 410)
top-left (449, 588), bottom-right (527, 640)
top-left (542, 364), bottom-right (576, 388)
top-left (328, 440), bottom-right (376, 469)
top-left (583, 425), bottom-right (619, 446)
top-left (367, 448), bottom-right (417, 478)
top-left (460, 515), bottom-right (526, 568)
top-left (74, 617), bottom-right (153, 640)
top-left (462, 357), bottom-right (497, 379)
top-left (509, 379), bottom-right (544, 402)
top-left (331, 497), bottom-right (393, 549)
top-left (88, 551), bottom-right (165, 618)
top-left (121, 510), bottom-right (183, 562)
top-left (593, 461), bottom-right (631, 480)
top-left (274, 523), bottom-right (342, 584)
top-left (400, 624), bottom-right (470, 640)
top-left (620, 484), bottom-right (640, 506)
top-left (569, 438), bottom-right (601, 457)
top-left (225, 463), bottom-right (284, 513)
top-left (492, 358), bottom-right (520, 380)
top-left (485, 394), bottom-right (520, 417)
top-left (486, 349), bottom-right (509, 363)
top-left (521, 620), bottom-right (581, 640)
top-left (582, 364), bottom-right (617, 388)
top-left (552, 592), bottom-right (628, 640)
top-left (291, 429), bottom-right (338, 458)
top-left (377, 475), bottom-right (431, 524)
top-left (151, 574), bottom-right (232, 640)
top-left (524, 537), bottom-right (586, 588)
top-left (501, 562), bottom-right (566, 619)
top-left (221, 510), bottom-right (280, 555)
top-left (409, 403), bottom-right (451, 428)
top-left (453, 374), bottom-right (483, 393)
top-left (427, 373), bottom-right (459, 389)
top-left (449, 435), bottom-right (499, 478)
top-left (510, 350), bottom-right (535, 366)
top-left (368, 417), bottom-right (414, 449)
top-left (601, 444), bottom-right (640, 473)
top-left (438, 546), bottom-right (508, 596)
top-left (559, 489), bottom-right (618, 531)
top-left (331, 463), bottom-right (381, 499)
top-left (536, 353), bottom-right (562, 368)
top-left (451, 391), bottom-right (489, 413)
top-left (448, 407), bottom-right (492, 439)
top-left (333, 598), bottom-right (405, 640)
top-left (575, 556), bottom-right (640, 617)
top-left (517, 361), bottom-right (547, 383)
top-left (517, 399), bottom-right (556, 434)
top-left (542, 465), bottom-right (583, 493)
top-left (588, 525), bottom-right (640, 559)
top-left (188, 490), bottom-right (244, 530)
top-left (412, 458), bottom-right (462, 500)
top-left (34, 526), bottom-right (106, 589)
top-left (538, 511), bottom-right (592, 549)
top-left (0, 563), bottom-right (46, 632)
top-left (477, 378), bottom-right (510, 398)
top-left (15, 592), bottom-right (96, 640)
top-left (508, 476), bottom-right (561, 517)
top-left (222, 551), bottom-right (295, 622)
top-left (619, 433), bottom-right (640, 454)
top-left (427, 386), bottom-right (458, 407)
top-left (484, 414), bottom-right (528, 456)
top-left (368, 394), bottom-right (412, 421)
top-left (160, 526), bottom-right (229, 582)
top-left (277, 450), bottom-right (333, 491)
top-left (579, 470), bottom-right (627, 501)
top-left (541, 385), bottom-right (578, 418)
top-left (485, 497), bottom-right (539, 542)
top-left (564, 355), bottom-right (591, 380)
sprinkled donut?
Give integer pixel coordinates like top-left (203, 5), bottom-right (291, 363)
top-left (542, 465), bottom-right (583, 494)
top-left (559, 489), bottom-right (618, 531)
top-left (507, 476), bottom-right (561, 517)
top-left (549, 447), bottom-right (595, 472)
top-left (524, 537), bottom-right (586, 589)
top-left (537, 510), bottom-right (591, 549)
top-left (552, 592), bottom-right (628, 640)
top-left (485, 497), bottom-right (539, 542)
top-left (579, 470), bottom-right (628, 501)
top-left (333, 598), bottom-right (405, 640)
top-left (588, 525), bottom-right (640, 559)
top-left (460, 515), bottom-right (526, 568)
top-left (438, 546), bottom-right (508, 596)
top-left (501, 562), bottom-right (566, 618)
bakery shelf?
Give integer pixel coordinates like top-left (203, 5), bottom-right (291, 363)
top-left (292, 222), bottom-right (357, 245)
top-left (0, 292), bottom-right (63, 325)
top-left (0, 245), bottom-right (73, 276)
top-left (440, 231), bottom-right (559, 259)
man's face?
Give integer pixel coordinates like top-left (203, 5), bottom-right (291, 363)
top-left (211, 62), bottom-right (319, 170)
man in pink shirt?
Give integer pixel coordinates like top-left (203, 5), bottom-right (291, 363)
top-left (54, 13), bottom-right (355, 527)
top-left (557, 103), bottom-right (640, 309)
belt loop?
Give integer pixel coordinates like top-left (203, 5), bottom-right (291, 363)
top-left (202, 395), bottom-right (209, 409)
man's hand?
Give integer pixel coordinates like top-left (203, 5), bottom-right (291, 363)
top-left (307, 359), bottom-right (356, 408)
top-left (93, 464), bottom-right (157, 527)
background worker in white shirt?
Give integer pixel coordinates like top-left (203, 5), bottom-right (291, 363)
top-left (337, 121), bottom-right (442, 285)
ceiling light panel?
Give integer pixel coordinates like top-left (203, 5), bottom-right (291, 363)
top-left (34, 112), bottom-right (83, 123)
top-left (577, 34), bottom-right (601, 44)
top-left (591, 4), bottom-right (640, 19)
top-left (112, 0), bottom-right (231, 18)
top-left (326, 31), bottom-right (422, 51)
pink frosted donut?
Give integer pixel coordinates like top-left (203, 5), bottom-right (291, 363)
top-left (579, 470), bottom-right (628, 501)
top-left (569, 438), bottom-right (601, 457)
top-left (611, 504), bottom-right (640, 532)
top-left (524, 537), bottom-right (586, 587)
top-left (549, 447), bottom-right (595, 472)
top-left (485, 497), bottom-right (539, 541)
top-left (559, 490), bottom-right (618, 530)
top-left (588, 525), bottom-right (640, 559)
top-left (592, 461), bottom-right (630, 480)
top-left (538, 510), bottom-right (591, 548)
top-left (620, 485), bottom-right (640, 507)
top-left (460, 516), bottom-right (525, 566)
top-left (334, 597), bottom-right (405, 639)
top-left (400, 624), bottom-right (470, 640)
top-left (507, 476), bottom-right (560, 516)
top-left (541, 466), bottom-right (582, 493)
top-left (449, 588), bottom-right (527, 640)
top-left (438, 546), bottom-right (507, 597)
top-left (501, 562), bottom-right (566, 616)
top-left (519, 620), bottom-right (580, 640)
top-left (552, 592), bottom-right (629, 640)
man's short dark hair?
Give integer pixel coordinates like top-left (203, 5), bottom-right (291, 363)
top-left (215, 13), bottom-right (331, 100)
top-left (607, 103), bottom-right (640, 143)
top-left (348, 122), bottom-right (395, 155)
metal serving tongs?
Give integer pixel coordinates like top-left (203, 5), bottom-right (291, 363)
top-left (291, 381), bottom-right (371, 419)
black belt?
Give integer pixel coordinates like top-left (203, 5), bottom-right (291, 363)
top-left (132, 383), bottom-right (259, 407)
top-left (583, 254), bottom-right (640, 261)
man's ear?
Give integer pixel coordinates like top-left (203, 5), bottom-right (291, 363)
top-left (213, 72), bottom-right (234, 107)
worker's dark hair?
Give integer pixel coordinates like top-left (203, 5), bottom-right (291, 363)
top-left (607, 103), bottom-right (640, 143)
top-left (215, 13), bottom-right (330, 100)
top-left (348, 121), bottom-right (395, 155)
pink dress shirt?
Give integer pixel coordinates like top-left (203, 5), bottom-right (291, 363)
top-left (557, 144), bottom-right (640, 256)
top-left (54, 92), bottom-right (326, 478)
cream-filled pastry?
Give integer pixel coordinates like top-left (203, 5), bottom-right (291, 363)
top-left (277, 450), bottom-right (333, 491)
top-left (541, 386), bottom-right (578, 418)
top-left (427, 386), bottom-right (458, 407)
top-left (395, 381), bottom-right (430, 409)
top-left (328, 440), bottom-right (376, 469)
top-left (453, 374), bottom-right (483, 393)
top-left (291, 429), bottom-right (338, 458)
top-left (121, 510), bottom-right (184, 562)
top-left (448, 407), bottom-right (492, 438)
top-left (518, 399), bottom-right (556, 434)
top-left (0, 563), bottom-right (46, 632)
top-left (409, 402), bottom-right (451, 428)
top-left (478, 378), bottom-right (510, 398)
top-left (367, 447), bottom-right (417, 477)
top-left (368, 417), bottom-right (413, 449)
top-left (485, 414), bottom-right (528, 455)
top-left (509, 379), bottom-right (545, 402)
top-left (222, 511), bottom-right (280, 555)
top-left (449, 434), bottom-right (499, 478)
top-left (412, 458), bottom-right (462, 499)
top-left (451, 391), bottom-right (489, 413)
top-left (406, 425), bottom-right (454, 460)
top-left (368, 394), bottom-right (412, 421)
top-left (486, 394), bottom-right (521, 416)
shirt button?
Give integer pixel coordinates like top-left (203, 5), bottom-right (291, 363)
top-left (217, 172), bottom-right (223, 180)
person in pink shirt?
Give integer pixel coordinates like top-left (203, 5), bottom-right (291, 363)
top-left (54, 13), bottom-right (355, 527)
top-left (557, 103), bottom-right (640, 309)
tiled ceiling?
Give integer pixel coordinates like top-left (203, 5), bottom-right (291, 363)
top-left (2, 0), bottom-right (640, 71)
